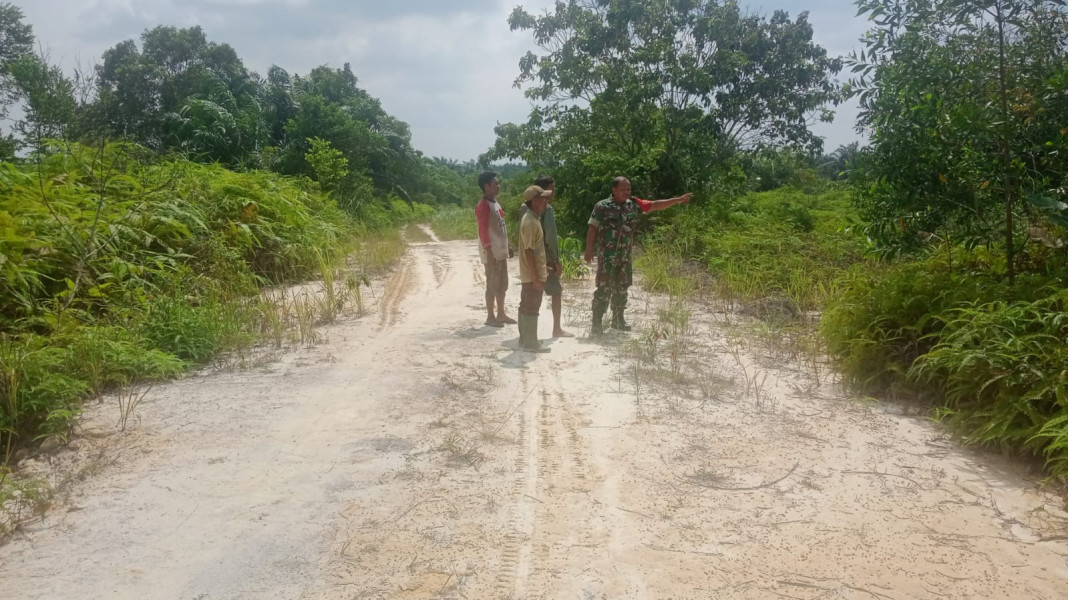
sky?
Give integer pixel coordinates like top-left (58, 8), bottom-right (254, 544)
top-left (10, 0), bottom-right (871, 161)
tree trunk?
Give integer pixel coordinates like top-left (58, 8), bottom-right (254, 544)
top-left (996, 2), bottom-right (1015, 286)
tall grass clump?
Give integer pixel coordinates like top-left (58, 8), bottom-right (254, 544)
top-left (430, 205), bottom-right (478, 241)
top-left (908, 290), bottom-right (1068, 472)
top-left (634, 247), bottom-right (695, 298)
top-left (822, 241), bottom-right (1068, 478)
top-left (821, 245), bottom-right (1051, 391)
top-left (0, 142), bottom-right (407, 465)
top-left (643, 187), bottom-right (868, 314)
top-left (558, 237), bottom-right (590, 280)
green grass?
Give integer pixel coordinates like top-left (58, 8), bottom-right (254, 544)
top-left (822, 244), bottom-right (1068, 478)
top-left (351, 228), bottom-right (409, 277)
top-left (642, 186), bottom-right (868, 314)
top-left (558, 237), bottom-right (591, 280)
top-left (430, 205), bottom-right (478, 241)
top-left (0, 142), bottom-right (427, 472)
top-left (429, 193), bottom-right (526, 245)
top-left (640, 184), bottom-right (1068, 479)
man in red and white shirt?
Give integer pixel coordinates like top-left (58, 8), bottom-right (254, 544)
top-left (475, 171), bottom-right (516, 327)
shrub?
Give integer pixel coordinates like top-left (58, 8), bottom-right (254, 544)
top-left (822, 243), bottom-right (1068, 477)
top-left (909, 290), bottom-right (1068, 475)
top-left (645, 187), bottom-right (866, 313)
top-left (558, 237), bottom-right (590, 280)
top-left (0, 142), bottom-right (428, 460)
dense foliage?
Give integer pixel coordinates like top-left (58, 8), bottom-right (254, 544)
top-left (846, 0), bottom-right (1068, 277)
top-left (0, 143), bottom-right (436, 460)
top-left (0, 7), bottom-right (471, 209)
top-left (642, 185), bottom-right (868, 311)
top-left (825, 0), bottom-right (1068, 476)
top-left (0, 4), bottom-right (452, 465)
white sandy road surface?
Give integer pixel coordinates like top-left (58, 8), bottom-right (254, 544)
top-left (2, 230), bottom-right (1067, 599)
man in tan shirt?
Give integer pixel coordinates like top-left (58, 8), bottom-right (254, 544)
top-left (518, 186), bottom-right (551, 353)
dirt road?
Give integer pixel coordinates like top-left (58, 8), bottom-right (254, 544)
top-left (2, 233), bottom-right (1067, 599)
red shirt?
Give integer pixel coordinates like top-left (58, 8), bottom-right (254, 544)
top-left (475, 197), bottom-right (505, 248)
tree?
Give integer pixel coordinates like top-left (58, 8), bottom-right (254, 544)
top-left (847, 0), bottom-right (1068, 282)
top-left (486, 0), bottom-right (842, 234)
top-left (6, 54), bottom-right (77, 153)
top-left (280, 63), bottom-right (424, 203)
top-left (305, 136), bottom-right (349, 192)
top-left (0, 3), bottom-right (31, 68)
top-left (260, 65), bottom-right (300, 148)
top-left (304, 136), bottom-right (374, 213)
top-left (0, 2), bottom-right (34, 158)
top-left (818, 142), bottom-right (865, 181)
top-left (96, 25), bottom-right (265, 165)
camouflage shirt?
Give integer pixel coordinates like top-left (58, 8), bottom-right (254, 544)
top-left (588, 196), bottom-right (653, 285)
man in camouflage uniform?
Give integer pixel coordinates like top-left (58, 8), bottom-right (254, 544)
top-left (584, 177), bottom-right (692, 335)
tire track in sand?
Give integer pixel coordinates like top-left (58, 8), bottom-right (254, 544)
top-left (377, 256), bottom-right (415, 329)
top-left (429, 255), bottom-right (450, 289)
top-left (492, 374), bottom-right (538, 599)
top-left (417, 223), bottom-right (441, 243)
top-left (529, 386), bottom-right (600, 594)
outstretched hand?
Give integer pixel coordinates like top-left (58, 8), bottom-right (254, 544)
top-left (678, 193), bottom-right (693, 204)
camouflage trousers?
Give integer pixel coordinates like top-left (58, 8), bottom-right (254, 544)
top-left (592, 280), bottom-right (629, 318)
top-left (592, 260), bottom-right (632, 319)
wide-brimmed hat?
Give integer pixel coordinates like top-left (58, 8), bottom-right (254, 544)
top-left (522, 185), bottom-right (553, 202)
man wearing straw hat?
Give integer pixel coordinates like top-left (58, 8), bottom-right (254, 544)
top-left (517, 174), bottom-right (572, 338)
top-left (517, 185), bottom-right (553, 353)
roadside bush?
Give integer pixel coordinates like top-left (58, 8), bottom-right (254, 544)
top-left (822, 243), bottom-right (1068, 477)
top-left (645, 187), bottom-right (867, 313)
top-left (558, 238), bottom-right (590, 280)
top-left (0, 143), bottom-right (427, 462)
top-left (821, 246), bottom-right (1053, 390)
top-left (1, 328), bottom-right (185, 447)
top-left (909, 290), bottom-right (1068, 473)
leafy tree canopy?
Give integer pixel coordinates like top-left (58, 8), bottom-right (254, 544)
top-left (847, 0), bottom-right (1068, 276)
top-left (484, 0), bottom-right (843, 234)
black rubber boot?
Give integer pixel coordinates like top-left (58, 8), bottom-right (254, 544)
top-left (610, 312), bottom-right (632, 331)
top-left (591, 309), bottom-right (605, 336)
top-left (517, 314), bottom-right (529, 346)
top-left (520, 315), bottom-right (550, 353)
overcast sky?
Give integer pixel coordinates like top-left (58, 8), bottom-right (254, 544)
top-left (11, 0), bottom-right (870, 160)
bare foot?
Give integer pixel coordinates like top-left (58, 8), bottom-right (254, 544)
top-left (497, 315), bottom-right (517, 325)
top-left (552, 329), bottom-right (574, 338)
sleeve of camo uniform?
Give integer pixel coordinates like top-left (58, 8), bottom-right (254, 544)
top-left (588, 201), bottom-right (602, 227)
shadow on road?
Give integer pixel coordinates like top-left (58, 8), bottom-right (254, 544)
top-left (454, 325), bottom-right (505, 339)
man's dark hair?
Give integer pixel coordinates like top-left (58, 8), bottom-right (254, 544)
top-left (478, 171), bottom-right (498, 192)
top-left (534, 174), bottom-right (554, 188)
top-left (611, 176), bottom-right (630, 189)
